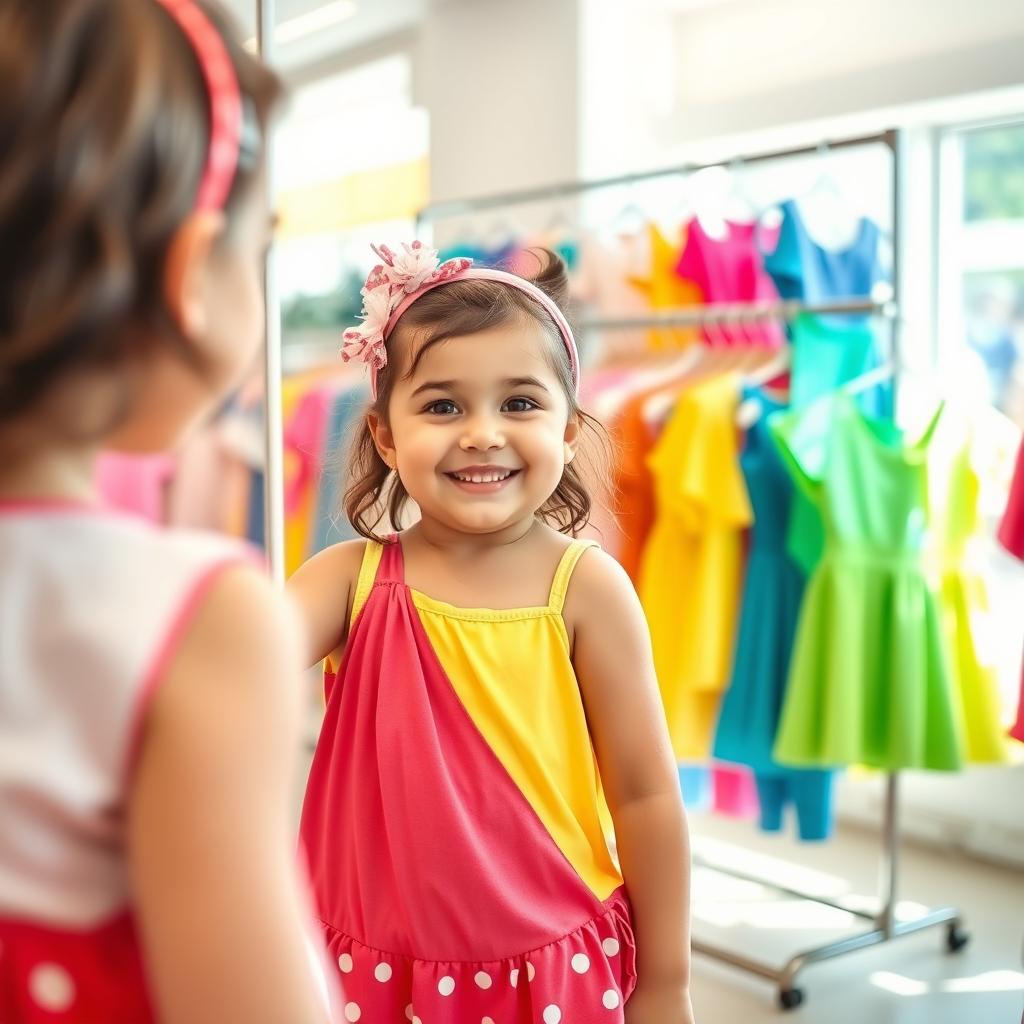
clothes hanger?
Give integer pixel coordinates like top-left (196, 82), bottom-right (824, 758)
top-left (844, 360), bottom-right (894, 397)
top-left (723, 156), bottom-right (760, 225)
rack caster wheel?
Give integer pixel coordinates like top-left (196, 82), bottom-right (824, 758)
top-left (946, 922), bottom-right (970, 953)
top-left (778, 987), bottom-right (805, 1011)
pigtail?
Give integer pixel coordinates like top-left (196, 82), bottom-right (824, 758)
top-left (343, 419), bottom-right (409, 543)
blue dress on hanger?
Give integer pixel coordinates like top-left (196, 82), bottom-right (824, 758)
top-left (713, 387), bottom-right (835, 841)
top-left (764, 200), bottom-right (880, 318)
top-left (763, 199), bottom-right (894, 572)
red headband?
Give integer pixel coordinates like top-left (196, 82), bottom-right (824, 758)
top-left (153, 0), bottom-right (243, 211)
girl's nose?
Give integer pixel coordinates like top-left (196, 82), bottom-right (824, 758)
top-left (459, 415), bottom-right (506, 452)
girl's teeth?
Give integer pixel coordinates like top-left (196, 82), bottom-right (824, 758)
top-left (454, 471), bottom-right (511, 483)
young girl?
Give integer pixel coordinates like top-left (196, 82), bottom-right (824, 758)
top-left (291, 243), bottom-right (696, 1023)
top-left (0, 1), bottom-right (331, 1020)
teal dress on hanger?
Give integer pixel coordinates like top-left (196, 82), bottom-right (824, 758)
top-left (713, 387), bottom-right (834, 840)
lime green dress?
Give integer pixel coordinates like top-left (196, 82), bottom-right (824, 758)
top-left (769, 392), bottom-right (964, 771)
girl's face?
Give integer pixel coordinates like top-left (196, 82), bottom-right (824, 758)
top-left (373, 319), bottom-right (580, 537)
top-left (108, 178), bottom-right (273, 454)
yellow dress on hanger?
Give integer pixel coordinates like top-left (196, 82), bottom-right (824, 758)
top-left (932, 437), bottom-right (1009, 763)
top-left (638, 373), bottom-right (752, 760)
top-left (628, 223), bottom-right (703, 353)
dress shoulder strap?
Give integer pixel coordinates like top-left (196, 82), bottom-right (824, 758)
top-left (349, 536), bottom-right (407, 629)
top-left (548, 539), bottom-right (598, 614)
top-left (349, 542), bottom-right (382, 629)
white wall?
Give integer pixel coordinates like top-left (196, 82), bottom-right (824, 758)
top-left (582, 0), bottom-right (1024, 175)
top-left (413, 0), bottom-right (581, 206)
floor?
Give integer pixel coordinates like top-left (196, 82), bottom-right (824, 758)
top-left (687, 812), bottom-right (1024, 1023)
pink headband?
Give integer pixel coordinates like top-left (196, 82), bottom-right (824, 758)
top-left (341, 243), bottom-right (580, 400)
top-left (153, 0), bottom-right (243, 211)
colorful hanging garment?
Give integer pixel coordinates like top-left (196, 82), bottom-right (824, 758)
top-left (930, 433), bottom-right (1009, 762)
top-left (638, 374), bottom-right (752, 760)
top-left (713, 387), bottom-right (835, 840)
top-left (769, 393), bottom-right (964, 771)
top-left (998, 437), bottom-right (1024, 743)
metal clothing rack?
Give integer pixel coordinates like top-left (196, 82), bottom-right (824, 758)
top-left (578, 296), bottom-right (895, 333)
top-left (416, 129), bottom-right (971, 1009)
top-left (416, 130), bottom-right (899, 225)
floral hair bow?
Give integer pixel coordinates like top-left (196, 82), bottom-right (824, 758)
top-left (341, 241), bottom-right (581, 400)
top-left (341, 242), bottom-right (471, 375)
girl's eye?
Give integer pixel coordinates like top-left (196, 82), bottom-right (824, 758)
top-left (425, 399), bottom-right (459, 416)
top-left (503, 396), bottom-right (538, 413)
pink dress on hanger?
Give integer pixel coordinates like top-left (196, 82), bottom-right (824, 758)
top-left (998, 438), bottom-right (1024, 743)
top-left (674, 218), bottom-right (784, 348)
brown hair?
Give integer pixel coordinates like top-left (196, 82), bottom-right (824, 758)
top-left (0, 0), bottom-right (283, 430)
top-left (344, 248), bottom-right (611, 542)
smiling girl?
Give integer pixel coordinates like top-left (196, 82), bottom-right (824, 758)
top-left (289, 244), bottom-right (694, 1024)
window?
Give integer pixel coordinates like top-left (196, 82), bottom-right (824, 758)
top-left (938, 121), bottom-right (1024, 429)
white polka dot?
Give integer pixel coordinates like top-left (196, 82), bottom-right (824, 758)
top-left (482, 1018), bottom-right (496, 1024)
top-left (543, 1006), bottom-right (563, 1024)
top-left (28, 963), bottom-right (75, 1012)
top-left (475, 970), bottom-right (493, 989)
top-left (405, 1007), bottom-right (414, 1021)
top-left (527, 961), bottom-right (536, 982)
top-left (338, 952), bottom-right (354, 973)
top-left (603, 989), bottom-right (621, 1009)
top-left (509, 967), bottom-right (520, 987)
top-left (344, 1003), bottom-right (362, 1022)
top-left (374, 962), bottom-right (393, 982)
top-left (438, 975), bottom-right (456, 996)
top-left (571, 952), bottom-right (591, 974)
top-left (412, 1017), bottom-right (423, 1024)
top-left (602, 937), bottom-right (621, 957)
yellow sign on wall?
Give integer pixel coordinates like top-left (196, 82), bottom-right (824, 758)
top-left (277, 157), bottom-right (429, 238)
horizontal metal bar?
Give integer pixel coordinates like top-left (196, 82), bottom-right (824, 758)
top-left (690, 938), bottom-right (784, 982)
top-left (578, 297), bottom-right (896, 331)
top-left (691, 854), bottom-right (876, 921)
top-left (779, 906), bottom-right (961, 990)
top-left (693, 907), bottom-right (960, 994)
top-left (418, 130), bottom-right (898, 222)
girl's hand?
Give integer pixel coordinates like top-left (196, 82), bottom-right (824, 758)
top-left (624, 982), bottom-right (695, 1024)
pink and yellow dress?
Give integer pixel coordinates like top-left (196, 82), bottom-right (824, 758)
top-left (300, 537), bottom-right (637, 1023)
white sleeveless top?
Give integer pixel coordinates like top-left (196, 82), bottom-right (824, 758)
top-left (0, 502), bottom-right (253, 927)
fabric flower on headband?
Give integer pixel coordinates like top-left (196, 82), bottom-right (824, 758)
top-left (341, 241), bottom-right (472, 373)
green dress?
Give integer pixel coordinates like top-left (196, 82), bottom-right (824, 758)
top-left (769, 392), bottom-right (964, 771)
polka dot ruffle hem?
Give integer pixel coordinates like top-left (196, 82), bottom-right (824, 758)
top-left (324, 889), bottom-right (636, 1024)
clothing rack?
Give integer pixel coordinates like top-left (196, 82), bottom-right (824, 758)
top-left (415, 128), bottom-right (971, 1009)
top-left (416, 131), bottom-right (898, 225)
top-left (578, 296), bottom-right (895, 333)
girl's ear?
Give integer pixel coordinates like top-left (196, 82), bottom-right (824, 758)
top-left (368, 411), bottom-right (397, 469)
top-left (162, 210), bottom-right (226, 345)
top-left (563, 413), bottom-right (580, 464)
